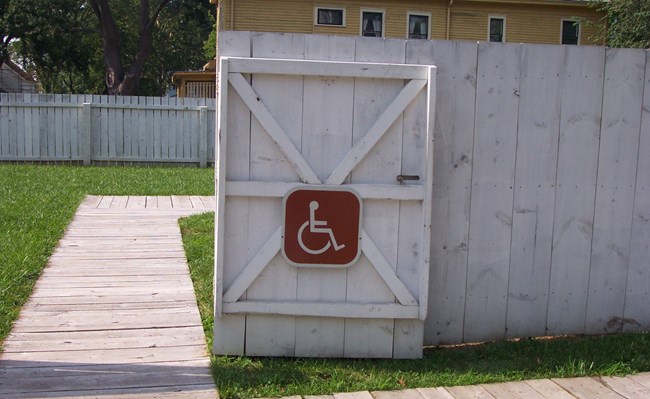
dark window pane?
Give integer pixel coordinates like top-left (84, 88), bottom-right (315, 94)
top-left (362, 12), bottom-right (383, 37)
top-left (317, 9), bottom-right (344, 26)
top-left (562, 20), bottom-right (579, 45)
top-left (409, 15), bottom-right (429, 39)
top-left (489, 18), bottom-right (504, 42)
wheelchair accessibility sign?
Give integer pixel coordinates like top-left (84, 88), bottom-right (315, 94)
top-left (282, 187), bottom-right (362, 267)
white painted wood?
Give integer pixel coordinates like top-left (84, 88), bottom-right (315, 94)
top-left (586, 48), bottom-right (645, 334)
top-left (226, 181), bottom-right (424, 200)
top-left (344, 37), bottom-right (406, 359)
top-left (464, 42), bottom-right (521, 343)
top-left (242, 31), bottom-right (305, 357)
top-left (506, 44), bottom-right (562, 338)
top-left (227, 56), bottom-right (428, 79)
top-left (228, 72), bottom-right (320, 184)
top-left (326, 78), bottom-right (427, 185)
top-left (295, 34), bottom-right (356, 358)
top-left (624, 50), bottom-right (650, 333)
top-left (361, 230), bottom-right (417, 306)
top-left (224, 302), bottom-right (419, 319)
top-left (407, 40), bottom-right (478, 346)
top-left (546, 45), bottom-right (605, 336)
top-left (222, 228), bottom-right (281, 302)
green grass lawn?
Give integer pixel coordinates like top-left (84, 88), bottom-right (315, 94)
top-left (180, 212), bottom-right (650, 399)
top-left (0, 164), bottom-right (214, 345)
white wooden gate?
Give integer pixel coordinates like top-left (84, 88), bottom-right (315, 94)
top-left (215, 54), bottom-right (435, 358)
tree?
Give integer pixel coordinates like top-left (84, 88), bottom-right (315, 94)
top-left (10, 0), bottom-right (213, 95)
top-left (588, 0), bottom-right (650, 48)
top-left (0, 0), bottom-right (17, 68)
top-left (89, 0), bottom-right (172, 95)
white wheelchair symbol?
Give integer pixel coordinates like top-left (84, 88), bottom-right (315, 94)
top-left (297, 201), bottom-right (345, 255)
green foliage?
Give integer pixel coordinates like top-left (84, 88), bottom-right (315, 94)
top-left (180, 215), bottom-right (650, 399)
top-left (0, 165), bottom-right (214, 344)
top-left (588, 0), bottom-right (650, 48)
top-left (203, 25), bottom-right (217, 61)
top-left (8, 0), bottom-right (214, 95)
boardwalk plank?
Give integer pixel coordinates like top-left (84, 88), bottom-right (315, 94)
top-left (416, 387), bottom-right (455, 399)
top-left (524, 379), bottom-right (576, 399)
top-left (552, 377), bottom-right (625, 399)
top-left (482, 382), bottom-right (546, 399)
top-left (445, 385), bottom-right (496, 399)
top-left (597, 376), bottom-right (650, 399)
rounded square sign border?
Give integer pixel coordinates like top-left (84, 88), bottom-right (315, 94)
top-left (281, 185), bottom-right (363, 268)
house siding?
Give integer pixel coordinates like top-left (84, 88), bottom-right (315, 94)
top-left (215, 0), bottom-right (603, 45)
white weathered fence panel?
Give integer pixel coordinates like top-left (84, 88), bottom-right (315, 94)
top-left (546, 46), bottom-right (605, 335)
top-left (407, 40), bottom-right (478, 346)
top-left (216, 32), bottom-right (434, 358)
top-left (506, 44), bottom-right (562, 338)
top-left (625, 50), bottom-right (650, 332)
top-left (586, 48), bottom-right (646, 334)
top-left (0, 93), bottom-right (216, 165)
top-left (464, 42), bottom-right (520, 343)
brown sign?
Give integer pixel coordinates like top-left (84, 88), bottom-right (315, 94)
top-left (282, 187), bottom-right (362, 267)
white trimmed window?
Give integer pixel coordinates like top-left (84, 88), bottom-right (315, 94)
top-left (408, 13), bottom-right (430, 39)
top-left (315, 7), bottom-right (345, 27)
top-left (561, 19), bottom-right (580, 45)
top-left (488, 16), bottom-right (506, 43)
top-left (361, 10), bottom-right (384, 37)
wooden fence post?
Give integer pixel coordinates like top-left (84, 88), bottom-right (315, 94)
top-left (199, 105), bottom-right (208, 168)
top-left (82, 103), bottom-right (92, 165)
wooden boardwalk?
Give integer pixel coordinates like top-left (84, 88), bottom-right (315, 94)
top-left (264, 373), bottom-right (650, 399)
top-left (0, 196), bottom-right (218, 399)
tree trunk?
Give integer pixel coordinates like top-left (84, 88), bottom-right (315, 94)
top-left (90, 0), bottom-right (171, 96)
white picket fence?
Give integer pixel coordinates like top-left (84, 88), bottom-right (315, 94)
top-left (0, 94), bottom-right (216, 166)
top-left (219, 31), bottom-right (650, 348)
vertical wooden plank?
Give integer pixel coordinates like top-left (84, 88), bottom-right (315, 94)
top-left (99, 95), bottom-right (109, 160)
top-left (506, 44), bottom-right (562, 338)
top-left (213, 30), bottom-right (251, 356)
top-left (407, 40), bottom-right (478, 346)
top-left (46, 94), bottom-right (56, 158)
top-left (107, 95), bottom-right (116, 158)
top-left (0, 94), bottom-right (8, 157)
top-left (7, 93), bottom-right (18, 157)
top-left (586, 48), bottom-right (645, 334)
top-left (546, 46), bottom-right (605, 335)
top-left (23, 93), bottom-right (33, 158)
top-left (13, 93), bottom-right (25, 158)
top-left (243, 31), bottom-right (304, 357)
top-left (625, 51), bottom-right (650, 332)
top-left (63, 94), bottom-right (72, 159)
top-left (138, 97), bottom-right (151, 159)
top-left (122, 96), bottom-right (132, 159)
top-left (343, 37), bottom-right (406, 358)
top-left (147, 96), bottom-right (156, 160)
top-left (82, 103), bottom-right (92, 165)
top-left (294, 34), bottom-right (356, 358)
top-left (464, 42), bottom-right (520, 343)
top-left (69, 95), bottom-right (80, 160)
top-left (153, 96), bottom-right (162, 160)
top-left (114, 95), bottom-right (125, 159)
top-left (199, 106), bottom-right (208, 167)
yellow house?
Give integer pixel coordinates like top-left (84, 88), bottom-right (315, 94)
top-left (210, 0), bottom-right (603, 46)
top-left (176, 0), bottom-right (602, 98)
